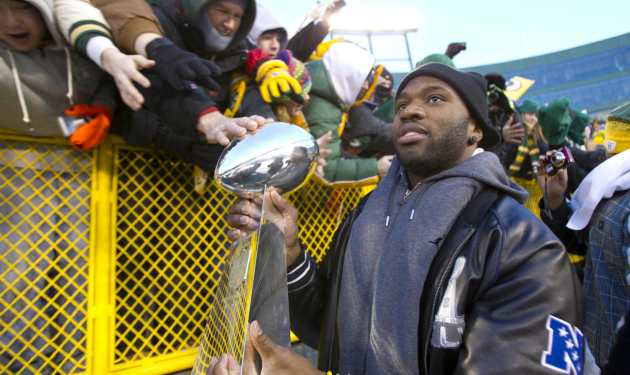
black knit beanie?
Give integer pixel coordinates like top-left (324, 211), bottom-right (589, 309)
top-left (221, 0), bottom-right (248, 11)
top-left (396, 63), bottom-right (500, 149)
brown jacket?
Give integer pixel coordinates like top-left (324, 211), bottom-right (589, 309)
top-left (91, 0), bottom-right (162, 53)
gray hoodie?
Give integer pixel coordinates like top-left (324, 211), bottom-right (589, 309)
top-left (338, 150), bottom-right (527, 375)
top-left (0, 0), bottom-right (114, 136)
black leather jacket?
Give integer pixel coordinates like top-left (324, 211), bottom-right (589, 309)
top-left (288, 194), bottom-right (583, 375)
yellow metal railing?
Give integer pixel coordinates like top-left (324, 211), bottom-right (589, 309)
top-left (1, 133), bottom-right (370, 374)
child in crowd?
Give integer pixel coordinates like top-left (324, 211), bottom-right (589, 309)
top-left (304, 41), bottom-right (393, 182)
top-left (0, 0), bottom-right (116, 149)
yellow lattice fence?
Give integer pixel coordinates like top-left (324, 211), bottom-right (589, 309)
top-left (1, 136), bottom-right (93, 375)
top-left (0, 132), bottom-right (369, 374)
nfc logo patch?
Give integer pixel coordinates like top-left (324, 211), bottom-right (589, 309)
top-left (541, 315), bottom-right (583, 375)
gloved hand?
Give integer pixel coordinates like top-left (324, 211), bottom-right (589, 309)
top-left (64, 105), bottom-right (111, 151)
top-left (145, 37), bottom-right (221, 91)
top-left (445, 42), bottom-right (466, 59)
top-left (255, 60), bottom-right (302, 103)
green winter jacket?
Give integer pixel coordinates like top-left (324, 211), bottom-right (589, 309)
top-left (304, 60), bottom-right (378, 182)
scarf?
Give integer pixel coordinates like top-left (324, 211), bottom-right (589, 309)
top-left (197, 10), bottom-right (233, 52)
top-left (567, 150), bottom-right (630, 230)
top-left (509, 127), bottom-right (541, 177)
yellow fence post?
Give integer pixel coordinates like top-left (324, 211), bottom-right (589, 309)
top-left (88, 138), bottom-right (116, 374)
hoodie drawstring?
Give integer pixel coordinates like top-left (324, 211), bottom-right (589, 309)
top-left (64, 47), bottom-right (74, 105)
top-left (7, 50), bottom-right (31, 124)
top-left (6, 48), bottom-right (75, 129)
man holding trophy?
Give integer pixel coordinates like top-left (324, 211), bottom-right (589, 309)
top-left (214, 64), bottom-right (583, 375)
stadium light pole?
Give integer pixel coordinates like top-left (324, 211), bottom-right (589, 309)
top-left (330, 28), bottom-right (418, 71)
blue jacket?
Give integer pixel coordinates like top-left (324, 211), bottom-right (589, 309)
top-left (583, 191), bottom-right (630, 366)
top-left (543, 190), bottom-right (630, 367)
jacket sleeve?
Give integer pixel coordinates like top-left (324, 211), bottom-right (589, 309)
top-left (304, 96), bottom-right (379, 182)
top-left (116, 107), bottom-right (223, 172)
top-left (135, 71), bottom-right (218, 136)
top-left (456, 208), bottom-right (583, 374)
top-left (91, 0), bottom-right (162, 53)
top-left (287, 249), bottom-right (326, 348)
top-left (345, 105), bottom-right (394, 156)
top-left (489, 141), bottom-right (518, 171)
top-left (570, 145), bottom-right (607, 173)
top-left (236, 85), bottom-right (277, 119)
top-left (540, 199), bottom-right (588, 256)
top-left (287, 21), bottom-right (330, 62)
top-left (286, 203), bottom-right (362, 349)
top-left (54, 0), bottom-right (115, 57)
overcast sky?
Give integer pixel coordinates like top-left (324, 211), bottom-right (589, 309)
top-left (262, 0), bottom-right (630, 72)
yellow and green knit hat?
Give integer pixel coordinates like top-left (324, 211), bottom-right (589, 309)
top-left (604, 101), bottom-right (630, 154)
top-left (539, 98), bottom-right (571, 146)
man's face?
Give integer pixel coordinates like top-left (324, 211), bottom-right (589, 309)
top-left (0, 0), bottom-right (48, 52)
top-left (257, 32), bottom-right (281, 56)
top-left (393, 76), bottom-right (481, 181)
top-left (207, 1), bottom-right (243, 37)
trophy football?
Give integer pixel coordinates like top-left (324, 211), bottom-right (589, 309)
top-left (192, 123), bottom-right (319, 374)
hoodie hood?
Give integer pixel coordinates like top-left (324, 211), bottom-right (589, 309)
top-left (413, 150), bottom-right (528, 203)
top-left (246, 2), bottom-right (287, 47)
top-left (175, 0), bottom-right (256, 54)
top-left (17, 0), bottom-right (65, 47)
top-left (322, 42), bottom-right (375, 107)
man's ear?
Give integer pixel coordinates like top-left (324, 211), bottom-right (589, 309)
top-left (467, 120), bottom-right (483, 146)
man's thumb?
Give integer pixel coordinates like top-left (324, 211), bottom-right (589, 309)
top-left (249, 321), bottom-right (278, 360)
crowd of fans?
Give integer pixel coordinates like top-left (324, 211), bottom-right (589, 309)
top-left (1, 0), bottom-right (629, 374)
